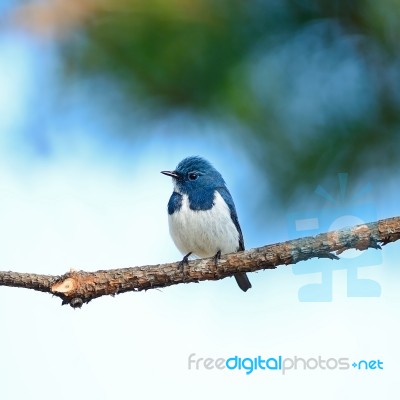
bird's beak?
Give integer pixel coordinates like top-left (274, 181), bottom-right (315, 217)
top-left (161, 170), bottom-right (180, 179)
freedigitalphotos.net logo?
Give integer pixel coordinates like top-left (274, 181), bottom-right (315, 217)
top-left (188, 353), bottom-right (383, 375)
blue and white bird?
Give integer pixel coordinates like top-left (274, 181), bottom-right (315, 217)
top-left (161, 156), bottom-right (252, 292)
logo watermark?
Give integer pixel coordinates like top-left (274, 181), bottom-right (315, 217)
top-left (188, 353), bottom-right (383, 375)
top-left (287, 173), bottom-right (382, 302)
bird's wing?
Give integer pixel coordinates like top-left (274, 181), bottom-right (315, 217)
top-left (216, 187), bottom-right (245, 251)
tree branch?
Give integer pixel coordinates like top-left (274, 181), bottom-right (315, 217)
top-left (1, 216), bottom-right (399, 308)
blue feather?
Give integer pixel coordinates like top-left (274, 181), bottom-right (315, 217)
top-left (188, 188), bottom-right (215, 211)
top-left (216, 187), bottom-right (245, 251)
top-left (167, 192), bottom-right (182, 215)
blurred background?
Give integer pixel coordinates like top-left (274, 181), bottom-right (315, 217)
top-left (0, 1), bottom-right (399, 399)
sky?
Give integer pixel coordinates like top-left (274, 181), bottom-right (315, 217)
top-left (1, 20), bottom-right (400, 400)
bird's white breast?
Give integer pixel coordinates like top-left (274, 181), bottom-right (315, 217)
top-left (168, 191), bottom-right (240, 258)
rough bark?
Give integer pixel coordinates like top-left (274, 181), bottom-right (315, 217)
top-left (1, 216), bottom-right (399, 308)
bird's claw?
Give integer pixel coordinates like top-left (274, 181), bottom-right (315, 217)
top-left (178, 252), bottom-right (192, 273)
top-left (213, 250), bottom-right (221, 267)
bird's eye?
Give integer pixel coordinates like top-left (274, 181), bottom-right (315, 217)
top-left (188, 173), bottom-right (198, 181)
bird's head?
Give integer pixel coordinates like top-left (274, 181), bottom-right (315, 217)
top-left (161, 156), bottom-right (225, 194)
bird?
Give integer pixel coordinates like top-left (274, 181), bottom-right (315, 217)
top-left (161, 156), bottom-right (252, 292)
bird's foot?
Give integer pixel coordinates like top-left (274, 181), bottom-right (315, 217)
top-left (213, 250), bottom-right (221, 267)
top-left (178, 252), bottom-right (192, 274)
top-left (212, 250), bottom-right (221, 278)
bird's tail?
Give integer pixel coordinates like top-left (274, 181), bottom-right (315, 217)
top-left (234, 272), bottom-right (252, 292)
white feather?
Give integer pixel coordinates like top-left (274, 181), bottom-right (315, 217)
top-left (168, 191), bottom-right (239, 258)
